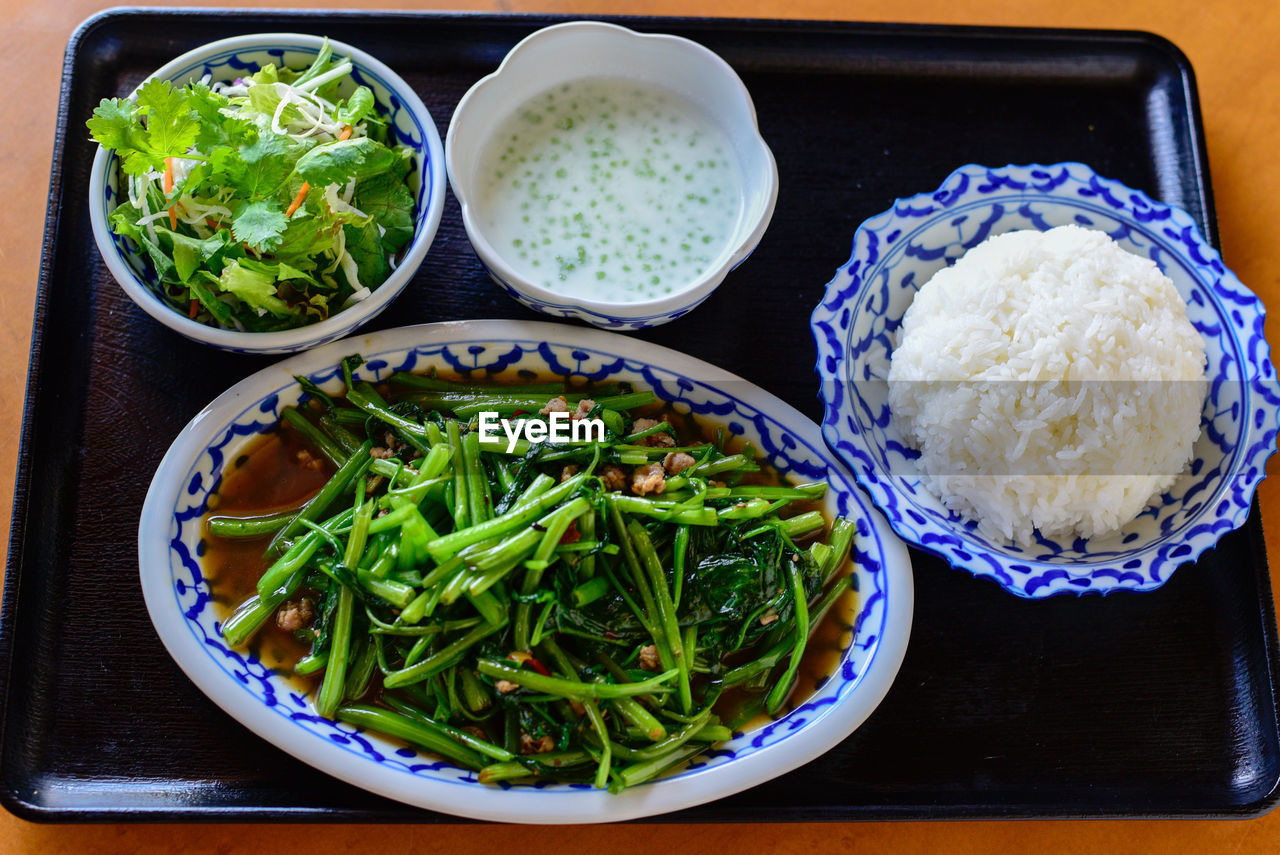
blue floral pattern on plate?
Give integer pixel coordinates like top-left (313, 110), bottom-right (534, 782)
top-left (810, 162), bottom-right (1280, 598)
top-left (141, 321), bottom-right (913, 822)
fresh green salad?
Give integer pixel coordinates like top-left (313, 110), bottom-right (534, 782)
top-left (207, 364), bottom-right (857, 792)
top-left (87, 40), bottom-right (417, 331)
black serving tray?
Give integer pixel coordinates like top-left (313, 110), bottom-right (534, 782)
top-left (3, 8), bottom-right (1278, 822)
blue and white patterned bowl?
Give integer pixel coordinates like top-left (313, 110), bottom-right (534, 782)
top-left (139, 320), bottom-right (912, 822)
top-left (445, 22), bottom-right (778, 331)
top-left (811, 162), bottom-right (1280, 599)
top-left (87, 33), bottom-right (446, 355)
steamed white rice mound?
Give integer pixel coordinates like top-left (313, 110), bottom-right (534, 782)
top-left (887, 224), bottom-right (1207, 545)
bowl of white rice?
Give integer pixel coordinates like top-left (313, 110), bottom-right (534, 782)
top-left (811, 162), bottom-right (1279, 598)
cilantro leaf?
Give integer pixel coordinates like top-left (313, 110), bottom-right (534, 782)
top-left (136, 78), bottom-right (199, 163)
top-left (188, 82), bottom-right (253, 152)
top-left (90, 80), bottom-right (200, 176)
top-left (295, 137), bottom-right (395, 187)
top-left (224, 132), bottom-right (293, 199)
top-left (231, 200), bottom-right (289, 252)
top-left (87, 98), bottom-right (143, 152)
top-left (216, 259), bottom-right (290, 316)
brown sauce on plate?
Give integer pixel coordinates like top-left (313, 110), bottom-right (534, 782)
top-left (204, 424), bottom-right (334, 676)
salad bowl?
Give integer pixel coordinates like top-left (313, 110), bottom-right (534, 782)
top-left (811, 162), bottom-right (1280, 598)
top-left (88, 33), bottom-right (446, 355)
top-left (138, 320), bottom-right (913, 822)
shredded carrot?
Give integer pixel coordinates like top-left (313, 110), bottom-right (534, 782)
top-left (285, 181), bottom-right (311, 218)
top-left (339, 125), bottom-right (353, 141)
top-left (188, 299), bottom-right (199, 319)
top-left (164, 157), bottom-right (177, 229)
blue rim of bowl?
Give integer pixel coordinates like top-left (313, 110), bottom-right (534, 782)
top-left (88, 34), bottom-right (445, 354)
top-left (810, 161), bottom-right (1280, 598)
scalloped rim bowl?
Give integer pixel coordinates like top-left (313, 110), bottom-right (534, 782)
top-left (139, 320), bottom-right (912, 823)
top-left (87, 33), bottom-right (446, 355)
top-left (445, 21), bottom-right (779, 331)
top-left (810, 162), bottom-right (1280, 599)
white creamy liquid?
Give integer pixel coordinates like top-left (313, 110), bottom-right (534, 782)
top-left (474, 77), bottom-right (743, 303)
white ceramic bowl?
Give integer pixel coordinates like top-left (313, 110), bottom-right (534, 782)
top-left (811, 162), bottom-right (1280, 598)
top-left (88, 33), bottom-right (446, 355)
top-left (139, 320), bottom-right (912, 822)
top-left (446, 22), bottom-right (778, 330)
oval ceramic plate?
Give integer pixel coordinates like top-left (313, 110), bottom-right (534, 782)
top-left (139, 320), bottom-right (913, 823)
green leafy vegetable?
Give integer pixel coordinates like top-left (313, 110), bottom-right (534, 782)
top-left (217, 259), bottom-right (289, 316)
top-left (212, 369), bottom-right (857, 793)
top-left (224, 132), bottom-right (294, 199)
top-left (342, 222), bottom-right (390, 287)
top-left (168, 229), bottom-right (239, 282)
top-left (88, 79), bottom-right (203, 176)
top-left (85, 98), bottom-right (144, 157)
top-left (295, 137), bottom-right (396, 186)
top-left (355, 147), bottom-right (417, 254)
top-left (274, 208), bottom-right (339, 266)
top-left (135, 79), bottom-right (201, 163)
top-left (231, 200), bottom-right (289, 252)
top-left (86, 37), bottom-right (417, 332)
top-left (337, 86), bottom-right (375, 126)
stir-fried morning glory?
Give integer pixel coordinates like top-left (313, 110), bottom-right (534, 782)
top-left (87, 39), bottom-right (416, 331)
top-left (209, 357), bottom-right (858, 792)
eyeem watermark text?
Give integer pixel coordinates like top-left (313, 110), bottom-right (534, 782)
top-left (477, 411), bottom-right (606, 453)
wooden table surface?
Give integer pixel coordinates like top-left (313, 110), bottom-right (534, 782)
top-left (3, 0), bottom-right (1280, 852)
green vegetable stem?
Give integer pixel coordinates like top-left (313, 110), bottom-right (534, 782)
top-left (212, 361), bottom-right (856, 792)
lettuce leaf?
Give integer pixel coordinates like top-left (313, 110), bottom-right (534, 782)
top-left (273, 193), bottom-right (339, 268)
top-left (86, 98), bottom-right (145, 154)
top-left (216, 259), bottom-right (290, 316)
top-left (189, 273), bottom-right (238, 326)
top-left (165, 228), bottom-right (240, 282)
top-left (337, 86), bottom-right (375, 126)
